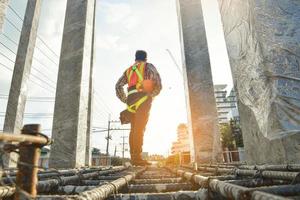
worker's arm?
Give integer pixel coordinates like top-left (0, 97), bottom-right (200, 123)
top-left (147, 63), bottom-right (162, 97)
top-left (115, 72), bottom-right (127, 103)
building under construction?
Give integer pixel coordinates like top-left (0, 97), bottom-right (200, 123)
top-left (0, 0), bottom-right (300, 199)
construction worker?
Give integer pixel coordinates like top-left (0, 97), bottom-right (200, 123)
top-left (115, 50), bottom-right (162, 166)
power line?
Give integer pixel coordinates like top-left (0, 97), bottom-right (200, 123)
top-left (7, 4), bottom-right (60, 58)
top-left (7, 4), bottom-right (23, 21)
top-left (0, 94), bottom-right (111, 124)
top-left (1, 32), bottom-right (18, 46)
top-left (0, 62), bottom-right (13, 71)
top-left (1, 27), bottom-right (58, 67)
top-left (0, 40), bottom-right (56, 90)
top-left (0, 50), bottom-right (15, 63)
top-left (4, 17), bottom-right (21, 32)
top-left (94, 90), bottom-right (113, 114)
top-left (0, 61), bottom-right (55, 93)
top-left (0, 32), bottom-right (58, 76)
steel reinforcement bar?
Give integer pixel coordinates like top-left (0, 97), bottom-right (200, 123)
top-left (2, 167), bottom-right (113, 183)
top-left (37, 166), bottom-right (126, 193)
top-left (0, 166), bottom-right (127, 198)
top-left (174, 168), bottom-right (298, 199)
top-left (188, 165), bottom-right (300, 182)
top-left (58, 167), bottom-right (146, 200)
top-left (196, 163), bottom-right (300, 172)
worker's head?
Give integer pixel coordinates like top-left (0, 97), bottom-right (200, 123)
top-left (135, 50), bottom-right (147, 62)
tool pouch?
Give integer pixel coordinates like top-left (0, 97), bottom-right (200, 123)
top-left (120, 109), bottom-right (132, 124)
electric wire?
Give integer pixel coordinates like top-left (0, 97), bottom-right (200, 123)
top-left (7, 4), bottom-right (60, 58)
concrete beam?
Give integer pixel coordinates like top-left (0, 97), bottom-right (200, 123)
top-left (3, 0), bottom-right (41, 167)
top-left (49, 0), bottom-right (95, 168)
top-left (218, 0), bottom-right (300, 164)
top-left (176, 0), bottom-right (222, 164)
top-left (0, 0), bottom-right (9, 32)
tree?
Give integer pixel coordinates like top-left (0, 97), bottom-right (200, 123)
top-left (220, 123), bottom-right (235, 150)
top-left (229, 119), bottom-right (244, 147)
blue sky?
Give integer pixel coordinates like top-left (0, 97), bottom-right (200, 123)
top-left (0, 0), bottom-right (232, 157)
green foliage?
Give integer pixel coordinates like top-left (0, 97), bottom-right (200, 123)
top-left (220, 119), bottom-right (244, 149)
top-left (220, 123), bottom-right (235, 150)
top-left (111, 157), bottom-right (130, 166)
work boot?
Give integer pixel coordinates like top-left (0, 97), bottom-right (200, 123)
top-left (132, 159), bottom-right (151, 166)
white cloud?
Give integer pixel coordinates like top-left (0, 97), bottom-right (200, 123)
top-left (98, 2), bottom-right (132, 24)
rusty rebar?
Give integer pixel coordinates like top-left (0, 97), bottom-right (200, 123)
top-left (195, 165), bottom-right (300, 182)
top-left (107, 191), bottom-right (203, 200)
top-left (250, 184), bottom-right (300, 197)
top-left (250, 191), bottom-right (290, 200)
top-left (0, 186), bottom-right (15, 198)
top-left (1, 167), bottom-right (112, 185)
top-left (133, 178), bottom-right (183, 184)
top-left (74, 168), bottom-right (145, 200)
top-left (2, 167), bottom-right (110, 183)
top-left (37, 166), bottom-right (126, 193)
top-left (14, 124), bottom-right (43, 200)
top-left (175, 168), bottom-right (300, 200)
top-left (128, 183), bottom-right (195, 193)
top-left (0, 131), bottom-right (50, 145)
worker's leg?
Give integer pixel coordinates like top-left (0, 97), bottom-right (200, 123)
top-left (129, 114), bottom-right (137, 161)
top-left (130, 97), bottom-right (152, 161)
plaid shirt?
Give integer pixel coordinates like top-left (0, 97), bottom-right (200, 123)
top-left (115, 62), bottom-right (162, 103)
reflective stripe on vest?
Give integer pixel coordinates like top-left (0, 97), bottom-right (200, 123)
top-left (126, 62), bottom-right (146, 88)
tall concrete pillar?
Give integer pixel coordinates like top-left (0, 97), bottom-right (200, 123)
top-left (85, 0), bottom-right (96, 166)
top-left (0, 0), bottom-right (9, 32)
top-left (3, 0), bottom-right (41, 167)
top-left (176, 0), bottom-right (222, 164)
top-left (49, 0), bottom-right (95, 168)
top-left (218, 0), bottom-right (300, 164)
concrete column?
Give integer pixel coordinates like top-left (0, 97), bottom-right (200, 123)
top-left (85, 0), bottom-right (96, 166)
top-left (0, 0), bottom-right (9, 32)
top-left (3, 0), bottom-right (41, 167)
top-left (176, 0), bottom-right (222, 164)
top-left (218, 0), bottom-right (300, 164)
top-left (49, 0), bottom-right (95, 168)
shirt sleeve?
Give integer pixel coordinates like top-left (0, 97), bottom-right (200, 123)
top-left (115, 71), bottom-right (128, 103)
top-left (147, 63), bottom-right (162, 97)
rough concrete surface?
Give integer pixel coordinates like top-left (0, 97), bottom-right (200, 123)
top-left (177, 0), bottom-right (222, 164)
top-left (49, 0), bottom-right (95, 168)
top-left (3, 0), bottom-right (41, 167)
top-left (0, 0), bottom-right (9, 32)
top-left (218, 0), bottom-right (300, 164)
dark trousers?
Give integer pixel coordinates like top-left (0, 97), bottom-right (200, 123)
top-left (127, 93), bottom-right (152, 161)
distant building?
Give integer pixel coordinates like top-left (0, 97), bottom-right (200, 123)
top-left (226, 89), bottom-right (240, 124)
top-left (39, 147), bottom-right (50, 168)
top-left (92, 148), bottom-right (108, 166)
top-left (214, 85), bottom-right (239, 124)
top-left (142, 152), bottom-right (149, 160)
top-left (171, 124), bottom-right (190, 155)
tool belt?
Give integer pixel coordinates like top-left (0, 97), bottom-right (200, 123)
top-left (119, 87), bottom-right (148, 124)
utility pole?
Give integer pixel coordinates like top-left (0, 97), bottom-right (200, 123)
top-left (104, 117), bottom-right (125, 165)
top-left (114, 145), bottom-right (117, 157)
top-left (105, 115), bottom-right (111, 157)
top-left (120, 135), bottom-right (128, 160)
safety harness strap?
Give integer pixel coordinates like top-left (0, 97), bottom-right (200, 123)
top-left (127, 63), bottom-right (145, 83)
top-left (127, 95), bottom-right (148, 113)
top-left (133, 65), bottom-right (144, 82)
